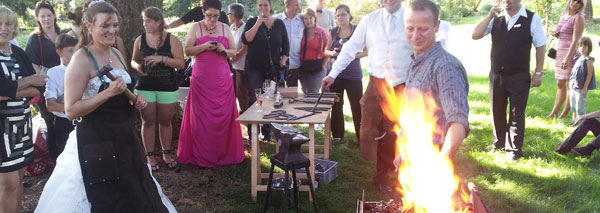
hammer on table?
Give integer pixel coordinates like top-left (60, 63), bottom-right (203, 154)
top-left (97, 64), bottom-right (137, 102)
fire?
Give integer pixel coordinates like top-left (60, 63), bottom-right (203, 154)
top-left (377, 83), bottom-right (470, 212)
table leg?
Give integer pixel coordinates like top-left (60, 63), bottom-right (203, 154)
top-left (308, 124), bottom-right (315, 202)
top-left (324, 115), bottom-right (331, 160)
top-left (251, 123), bottom-right (258, 201)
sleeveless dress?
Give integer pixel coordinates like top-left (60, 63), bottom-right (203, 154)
top-left (177, 23), bottom-right (245, 167)
top-left (35, 48), bottom-right (176, 213)
top-left (554, 12), bottom-right (585, 80)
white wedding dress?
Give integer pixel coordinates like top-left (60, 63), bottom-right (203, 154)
top-left (35, 68), bottom-right (177, 213)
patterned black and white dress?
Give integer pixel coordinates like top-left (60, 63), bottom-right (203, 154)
top-left (0, 45), bottom-right (39, 173)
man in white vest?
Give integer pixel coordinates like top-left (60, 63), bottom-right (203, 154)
top-left (321, 0), bottom-right (413, 196)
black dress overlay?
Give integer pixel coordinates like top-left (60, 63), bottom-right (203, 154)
top-left (76, 47), bottom-right (168, 212)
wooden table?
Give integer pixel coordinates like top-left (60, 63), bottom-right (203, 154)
top-left (237, 95), bottom-right (332, 201)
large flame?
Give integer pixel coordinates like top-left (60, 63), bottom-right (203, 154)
top-left (377, 82), bottom-right (470, 212)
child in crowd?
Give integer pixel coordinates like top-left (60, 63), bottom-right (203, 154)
top-left (569, 37), bottom-right (595, 122)
top-left (44, 33), bottom-right (78, 161)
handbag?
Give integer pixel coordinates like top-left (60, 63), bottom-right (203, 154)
top-left (299, 29), bottom-right (323, 74)
top-left (176, 57), bottom-right (193, 87)
top-left (547, 38), bottom-right (556, 59)
top-left (29, 34), bottom-right (46, 105)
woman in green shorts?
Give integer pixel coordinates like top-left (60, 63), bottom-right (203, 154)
top-left (131, 7), bottom-right (185, 171)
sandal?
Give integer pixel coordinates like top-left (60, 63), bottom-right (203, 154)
top-left (146, 152), bottom-right (160, 171)
top-left (162, 150), bottom-right (178, 169)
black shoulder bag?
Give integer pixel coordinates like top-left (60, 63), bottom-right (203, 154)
top-left (264, 24), bottom-right (289, 81)
top-left (299, 29), bottom-right (324, 73)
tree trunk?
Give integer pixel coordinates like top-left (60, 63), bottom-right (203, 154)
top-left (106, 0), bottom-right (163, 65)
top-left (583, 0), bottom-right (593, 22)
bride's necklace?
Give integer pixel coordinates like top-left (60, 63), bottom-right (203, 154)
top-left (204, 23), bottom-right (217, 35)
top-left (0, 43), bottom-right (12, 56)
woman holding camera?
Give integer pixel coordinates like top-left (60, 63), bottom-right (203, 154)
top-left (131, 7), bottom-right (184, 171)
top-left (178, 0), bottom-right (244, 168)
top-left (325, 4), bottom-right (366, 142)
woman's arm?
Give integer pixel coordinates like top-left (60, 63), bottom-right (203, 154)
top-left (16, 87), bottom-right (40, 98)
top-left (64, 50), bottom-right (126, 120)
top-left (244, 17), bottom-right (263, 43)
top-left (321, 29), bottom-right (331, 67)
top-left (562, 14), bottom-right (585, 69)
top-left (279, 22), bottom-right (289, 67)
top-left (324, 30), bottom-right (336, 57)
top-left (166, 34), bottom-right (185, 69)
top-left (232, 44), bottom-right (248, 63)
top-left (355, 47), bottom-right (368, 59)
top-left (183, 23), bottom-right (215, 56)
top-left (130, 36), bottom-right (144, 74)
top-left (581, 59), bottom-right (594, 95)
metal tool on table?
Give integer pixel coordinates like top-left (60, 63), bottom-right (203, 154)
top-left (293, 107), bottom-right (329, 112)
top-left (97, 64), bottom-right (137, 102)
top-left (288, 97), bottom-right (334, 104)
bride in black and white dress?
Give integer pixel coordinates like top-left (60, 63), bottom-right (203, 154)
top-left (36, 1), bottom-right (175, 212)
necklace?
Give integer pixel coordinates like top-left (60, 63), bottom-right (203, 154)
top-left (0, 43), bottom-right (12, 56)
top-left (204, 23), bottom-right (217, 35)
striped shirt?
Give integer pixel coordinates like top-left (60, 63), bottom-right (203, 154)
top-left (404, 43), bottom-right (470, 144)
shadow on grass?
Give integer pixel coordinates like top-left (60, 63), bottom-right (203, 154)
top-left (218, 129), bottom-right (393, 212)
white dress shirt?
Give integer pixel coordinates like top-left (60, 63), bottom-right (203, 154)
top-left (316, 7), bottom-right (335, 30)
top-left (436, 20), bottom-right (451, 50)
top-left (329, 8), bottom-right (413, 86)
top-left (45, 63), bottom-right (67, 118)
top-left (230, 22), bottom-right (247, 70)
top-left (483, 6), bottom-right (548, 47)
top-left (275, 12), bottom-right (305, 69)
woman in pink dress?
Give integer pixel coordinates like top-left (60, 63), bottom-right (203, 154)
top-left (178, 0), bottom-right (244, 167)
top-left (548, 0), bottom-right (585, 118)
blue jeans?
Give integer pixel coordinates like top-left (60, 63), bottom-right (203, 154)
top-left (570, 88), bottom-right (587, 117)
top-left (299, 68), bottom-right (325, 94)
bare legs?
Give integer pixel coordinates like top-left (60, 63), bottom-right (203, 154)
top-left (548, 79), bottom-right (571, 118)
top-left (140, 102), bottom-right (177, 168)
top-left (0, 168), bottom-right (26, 213)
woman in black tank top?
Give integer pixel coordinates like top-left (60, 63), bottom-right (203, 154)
top-left (131, 7), bottom-right (185, 171)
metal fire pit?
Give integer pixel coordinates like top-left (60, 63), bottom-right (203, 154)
top-left (356, 183), bottom-right (489, 213)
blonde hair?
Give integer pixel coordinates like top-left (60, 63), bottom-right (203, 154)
top-left (0, 6), bottom-right (18, 40)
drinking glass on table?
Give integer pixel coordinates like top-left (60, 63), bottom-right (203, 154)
top-left (263, 80), bottom-right (271, 98)
top-left (255, 88), bottom-right (263, 112)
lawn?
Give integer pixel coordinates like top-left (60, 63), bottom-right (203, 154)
top-left (210, 20), bottom-right (600, 212)
top-left (18, 6), bottom-right (600, 213)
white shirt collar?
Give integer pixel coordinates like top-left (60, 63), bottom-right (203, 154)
top-left (383, 7), bottom-right (404, 20)
top-left (59, 63), bottom-right (67, 70)
top-left (499, 5), bottom-right (527, 19)
top-left (281, 12), bottom-right (302, 21)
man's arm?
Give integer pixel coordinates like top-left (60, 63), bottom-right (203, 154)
top-left (440, 123), bottom-right (467, 160)
top-left (531, 45), bottom-right (545, 87)
top-left (472, 7), bottom-right (499, 40)
top-left (530, 13), bottom-right (548, 87)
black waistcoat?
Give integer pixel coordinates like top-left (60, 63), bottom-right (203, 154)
top-left (491, 9), bottom-right (534, 75)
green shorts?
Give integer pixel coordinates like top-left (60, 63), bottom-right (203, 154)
top-left (136, 90), bottom-right (178, 104)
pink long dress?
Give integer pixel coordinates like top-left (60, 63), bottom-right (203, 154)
top-left (554, 12), bottom-right (585, 80)
top-left (178, 23), bottom-right (245, 167)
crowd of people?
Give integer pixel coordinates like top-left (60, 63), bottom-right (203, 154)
top-left (0, 0), bottom-right (598, 211)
